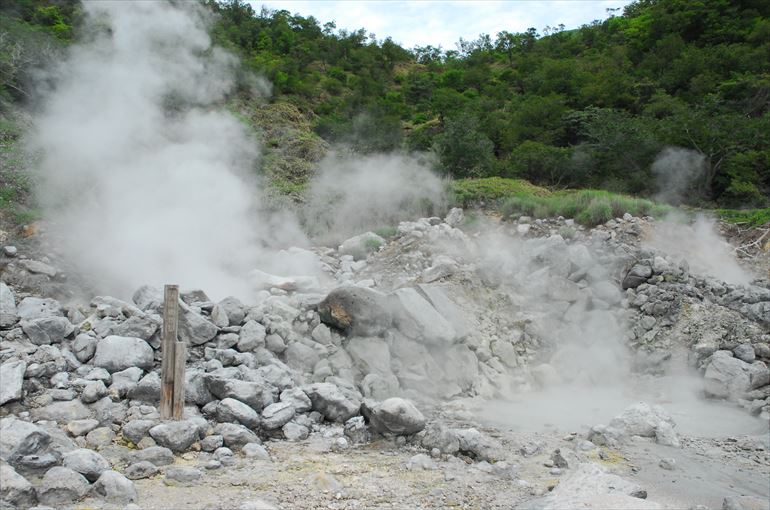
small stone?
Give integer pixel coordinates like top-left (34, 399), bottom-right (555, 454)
top-left (3, 245), bottom-right (17, 257)
top-left (241, 443), bottom-right (270, 460)
top-left (164, 467), bottom-right (202, 486)
top-left (261, 402), bottom-right (295, 430)
top-left (430, 448), bottom-right (441, 459)
top-left (200, 435), bottom-right (223, 452)
top-left (149, 420), bottom-right (200, 452)
top-left (659, 458), bottom-right (676, 470)
top-left (124, 461), bottom-right (159, 480)
top-left (282, 421), bottom-right (309, 441)
top-left (131, 446), bottom-right (174, 466)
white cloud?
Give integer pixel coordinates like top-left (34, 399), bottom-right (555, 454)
top-left (251, 0), bottom-right (634, 49)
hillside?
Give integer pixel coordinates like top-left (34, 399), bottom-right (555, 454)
top-left (2, 0), bottom-right (770, 211)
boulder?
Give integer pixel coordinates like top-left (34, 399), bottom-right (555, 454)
top-left (124, 461), bottom-right (159, 480)
top-left (218, 296), bottom-right (246, 326)
top-left (361, 373), bottom-right (400, 400)
top-left (285, 342), bottom-right (320, 374)
top-left (205, 376), bottom-right (274, 411)
top-left (236, 320), bottom-right (266, 352)
top-left (0, 282), bottom-right (17, 327)
top-left (390, 287), bottom-right (456, 345)
top-left (344, 416), bottom-right (370, 444)
top-left (363, 398), bottom-right (426, 435)
top-left (0, 463), bottom-right (36, 508)
top-left (241, 443), bottom-right (270, 460)
top-left (92, 470), bottom-right (137, 504)
top-left (62, 448), bottom-right (110, 482)
top-left (132, 285), bottom-right (163, 311)
top-left (149, 421), bottom-right (200, 452)
top-left (622, 263), bottom-right (653, 290)
top-left (37, 466), bottom-right (90, 507)
top-left (110, 315), bottom-right (159, 340)
top-left (92, 336), bottom-right (154, 372)
top-left (0, 359), bottom-right (26, 405)
top-left (261, 402), bottom-right (295, 430)
top-left (128, 372), bottom-right (161, 401)
top-left (164, 466), bottom-right (202, 486)
top-left (454, 428), bottom-right (503, 462)
top-left (131, 446), bottom-right (174, 466)
top-left (122, 419), bottom-right (156, 445)
top-left (72, 334), bottom-right (97, 363)
top-left (339, 232), bottom-right (384, 260)
top-left (280, 387), bottom-right (312, 413)
top-left (705, 351), bottom-right (769, 399)
top-left (20, 317), bottom-right (74, 345)
top-left (421, 422), bottom-right (460, 454)
top-left (214, 423), bottom-right (260, 449)
top-left (216, 398), bottom-right (261, 428)
top-left (318, 286), bottom-right (392, 336)
top-left (30, 400), bottom-right (91, 423)
top-left (346, 336), bottom-right (392, 377)
top-left (16, 297), bottom-right (62, 320)
top-left (608, 402), bottom-right (675, 438)
top-left (178, 306), bottom-right (218, 346)
top-left (303, 382), bottom-right (361, 423)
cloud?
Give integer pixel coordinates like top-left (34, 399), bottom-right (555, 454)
top-left (254, 0), bottom-right (634, 49)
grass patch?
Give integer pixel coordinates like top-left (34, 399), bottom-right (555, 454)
top-left (502, 189), bottom-right (671, 227)
top-left (450, 177), bottom-right (550, 206)
top-left (363, 237), bottom-right (382, 251)
top-left (373, 226), bottom-right (397, 238)
top-left (716, 208), bottom-right (770, 227)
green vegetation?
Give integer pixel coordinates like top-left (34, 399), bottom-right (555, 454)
top-left (717, 208), bottom-right (770, 227)
top-left (373, 226), bottom-right (398, 239)
top-left (502, 189), bottom-right (672, 226)
top-left (450, 177), bottom-right (550, 206)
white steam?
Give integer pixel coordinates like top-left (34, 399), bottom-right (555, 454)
top-left (303, 151), bottom-right (446, 244)
top-left (651, 147), bottom-right (706, 205)
top-left (646, 212), bottom-right (754, 286)
top-left (32, 1), bottom-right (307, 300)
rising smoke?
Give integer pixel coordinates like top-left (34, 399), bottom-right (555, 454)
top-left (651, 147), bottom-right (706, 205)
top-left (31, 1), bottom-right (306, 300)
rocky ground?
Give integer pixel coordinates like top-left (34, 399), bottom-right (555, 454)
top-left (1, 208), bottom-right (769, 510)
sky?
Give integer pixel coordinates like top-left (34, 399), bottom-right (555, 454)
top-left (252, 1), bottom-right (635, 50)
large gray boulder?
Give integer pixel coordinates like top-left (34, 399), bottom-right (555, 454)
top-left (20, 317), bottom-right (74, 345)
top-left (127, 372), bottom-right (161, 401)
top-left (0, 417), bottom-right (52, 463)
top-left (0, 282), bottom-right (17, 327)
top-left (131, 446), bottom-right (174, 466)
top-left (31, 400), bottom-right (91, 423)
top-left (390, 288), bottom-right (456, 345)
top-left (93, 336), bottom-right (154, 372)
top-left (72, 334), bottom-right (97, 363)
top-left (260, 402), bottom-right (295, 430)
top-left (62, 448), bottom-right (110, 482)
top-left (205, 376), bottom-right (274, 411)
top-left (303, 382), bottom-right (361, 423)
top-left (0, 463), bottom-right (36, 508)
top-left (362, 398), bottom-right (426, 435)
top-left (454, 428), bottom-right (504, 462)
top-left (110, 314), bottom-right (159, 340)
top-left (218, 296), bottom-right (246, 326)
top-left (216, 398), bottom-right (261, 428)
top-left (608, 402), bottom-right (676, 441)
top-left (338, 232), bottom-right (384, 260)
top-left (704, 351), bottom-right (770, 399)
top-left (236, 320), bottom-right (266, 352)
top-left (214, 423), bottom-right (260, 449)
top-left (149, 420), bottom-right (200, 452)
top-left (346, 336), bottom-right (392, 377)
top-left (318, 286), bottom-right (392, 336)
top-left (122, 419), bottom-right (156, 444)
top-left (622, 263), bottom-right (653, 289)
top-left (37, 466), bottom-right (90, 507)
top-left (285, 342), bottom-right (320, 374)
top-left (178, 304), bottom-right (218, 346)
top-left (91, 470), bottom-right (137, 504)
top-left (421, 422), bottom-right (460, 454)
top-left (16, 297), bottom-right (62, 320)
top-left (0, 359), bottom-right (26, 405)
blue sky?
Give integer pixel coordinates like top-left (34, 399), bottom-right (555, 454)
top-left (251, 1), bottom-right (635, 50)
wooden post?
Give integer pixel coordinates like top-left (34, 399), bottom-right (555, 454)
top-left (172, 341), bottom-right (187, 419)
top-left (160, 284), bottom-right (179, 420)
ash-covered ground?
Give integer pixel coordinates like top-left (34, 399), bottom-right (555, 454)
top-left (1, 208), bottom-right (768, 510)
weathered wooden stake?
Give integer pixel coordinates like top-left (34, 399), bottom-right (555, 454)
top-left (160, 284), bottom-right (180, 420)
top-left (172, 340), bottom-right (187, 419)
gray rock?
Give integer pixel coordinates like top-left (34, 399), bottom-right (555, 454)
top-left (178, 306), bottom-right (218, 346)
top-left (346, 336), bottom-right (392, 377)
top-left (421, 422), bottom-right (460, 454)
top-left (216, 398), bottom-right (261, 428)
top-left (149, 420), bottom-right (199, 452)
top-left (344, 416), bottom-right (370, 444)
top-left (608, 402), bottom-right (675, 438)
top-left (361, 373), bottom-right (400, 400)
top-left (406, 453), bottom-right (437, 471)
top-left (92, 470), bottom-right (137, 504)
top-left (282, 421), bottom-right (309, 441)
top-left (241, 442), bottom-right (270, 460)
top-left (31, 400), bottom-right (91, 423)
top-left (261, 402), bottom-right (295, 430)
top-left (81, 380), bottom-right (107, 404)
top-left (164, 466), bottom-right (202, 486)
top-left (236, 320), bottom-right (266, 352)
top-left (0, 418), bottom-right (52, 464)
top-left (111, 315), bottom-right (159, 340)
top-left (205, 376), bottom-right (274, 411)
top-left (85, 427), bottom-right (116, 449)
top-left (17, 297), bottom-right (62, 320)
top-left (0, 282), bottom-right (17, 327)
top-left (93, 336), bottom-right (154, 372)
top-left (200, 435), bottom-right (223, 452)
top-left (303, 382), bottom-right (361, 423)
top-left (455, 428), bottom-right (503, 462)
top-left (705, 351), bottom-right (767, 399)
top-left (185, 369), bottom-right (214, 406)
top-left (37, 466), bottom-right (89, 507)
top-left (0, 359), bottom-right (26, 405)
top-left (280, 387), bottom-right (312, 413)
top-left (285, 342), bottom-right (320, 373)
top-left (219, 296), bottom-right (246, 326)
top-left (110, 366), bottom-right (144, 398)
top-left (733, 343), bottom-right (756, 363)
top-left (311, 323), bottom-right (333, 345)
top-left (72, 334), bottom-right (97, 363)
top-left (622, 263), bottom-right (653, 289)
top-left (128, 372), bottom-right (161, 402)
top-left (20, 317), bottom-right (74, 345)
top-left (132, 285), bottom-right (162, 311)
top-left (265, 333), bottom-right (287, 353)
top-left (722, 495), bottom-right (770, 510)
top-left (122, 420), bottom-right (156, 444)
top-left (62, 448), bottom-right (110, 482)
top-left (239, 499), bottom-right (279, 510)
top-left (214, 423), bottom-right (259, 449)
top-left (363, 398), bottom-right (426, 435)
top-left (20, 259), bottom-right (57, 277)
top-left (318, 286), bottom-right (392, 336)
top-left (65, 419), bottom-right (99, 437)
top-left (3, 245), bottom-right (17, 257)
top-left (391, 287), bottom-right (456, 345)
top-left (654, 421), bottom-right (680, 447)
top-left (131, 446), bottom-right (174, 466)
top-left (0, 463), bottom-right (36, 508)
top-left (124, 461), bottom-right (158, 480)
top-left (339, 231), bottom-right (384, 260)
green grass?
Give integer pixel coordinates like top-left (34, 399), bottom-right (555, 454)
top-left (501, 189), bottom-right (672, 227)
top-left (373, 226), bottom-right (397, 238)
top-left (716, 208), bottom-right (770, 227)
top-left (450, 177), bottom-right (550, 206)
